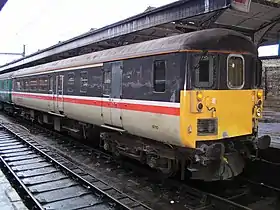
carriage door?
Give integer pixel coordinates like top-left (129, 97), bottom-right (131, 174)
top-left (48, 75), bottom-right (55, 112)
top-left (102, 61), bottom-right (123, 128)
top-left (55, 74), bottom-right (64, 113)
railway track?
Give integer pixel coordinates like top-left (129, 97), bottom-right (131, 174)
top-left (188, 176), bottom-right (280, 210)
top-left (0, 122), bottom-right (151, 210)
top-left (1, 113), bottom-right (280, 210)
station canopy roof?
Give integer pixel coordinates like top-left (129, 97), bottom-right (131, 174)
top-left (0, 0), bottom-right (279, 73)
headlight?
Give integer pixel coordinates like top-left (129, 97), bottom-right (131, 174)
top-left (257, 91), bottom-right (263, 99)
top-left (197, 92), bottom-right (203, 101)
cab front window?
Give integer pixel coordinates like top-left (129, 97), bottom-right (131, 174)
top-left (227, 55), bottom-right (245, 89)
top-left (193, 54), bottom-right (217, 88)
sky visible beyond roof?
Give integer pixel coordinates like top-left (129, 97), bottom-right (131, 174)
top-left (0, 0), bottom-right (278, 65)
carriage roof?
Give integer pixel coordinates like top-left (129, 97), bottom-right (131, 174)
top-left (11, 28), bottom-right (256, 78)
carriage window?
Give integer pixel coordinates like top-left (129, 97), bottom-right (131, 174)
top-left (68, 72), bottom-right (75, 85)
top-left (16, 80), bottom-right (21, 91)
top-left (194, 55), bottom-right (215, 88)
top-left (30, 78), bottom-right (38, 91)
top-left (68, 72), bottom-right (75, 93)
top-left (153, 60), bottom-right (166, 92)
top-left (80, 71), bottom-right (88, 93)
top-left (103, 71), bottom-right (111, 96)
top-left (38, 77), bottom-right (48, 92)
top-left (24, 79), bottom-right (29, 91)
top-left (20, 80), bottom-right (24, 91)
top-left (227, 55), bottom-right (244, 89)
top-left (104, 71), bottom-right (111, 84)
top-left (49, 76), bottom-right (53, 92)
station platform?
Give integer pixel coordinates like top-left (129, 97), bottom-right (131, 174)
top-left (259, 109), bottom-right (280, 146)
top-left (0, 169), bottom-right (27, 210)
top-left (260, 110), bottom-right (280, 123)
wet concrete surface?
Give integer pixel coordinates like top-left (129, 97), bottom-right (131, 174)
top-left (261, 110), bottom-right (280, 123)
top-left (259, 109), bottom-right (280, 148)
top-left (259, 122), bottom-right (280, 148)
top-left (252, 110), bottom-right (280, 175)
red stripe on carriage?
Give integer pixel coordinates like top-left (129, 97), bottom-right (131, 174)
top-left (12, 92), bottom-right (180, 116)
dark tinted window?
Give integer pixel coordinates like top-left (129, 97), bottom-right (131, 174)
top-left (49, 76), bottom-right (53, 92)
top-left (194, 55), bottom-right (215, 88)
top-left (80, 71), bottom-right (88, 93)
top-left (198, 59), bottom-right (210, 82)
top-left (15, 80), bottom-right (21, 91)
top-left (24, 79), bottom-right (29, 91)
top-left (68, 72), bottom-right (75, 85)
top-left (103, 71), bottom-right (111, 96)
top-left (68, 72), bottom-right (75, 93)
top-left (30, 78), bottom-right (38, 91)
top-left (38, 77), bottom-right (48, 92)
top-left (153, 60), bottom-right (166, 92)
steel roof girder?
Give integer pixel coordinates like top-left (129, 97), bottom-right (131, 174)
top-left (198, 9), bottom-right (226, 30)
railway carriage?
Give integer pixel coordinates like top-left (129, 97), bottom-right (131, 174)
top-left (0, 72), bottom-right (13, 109)
top-left (0, 28), bottom-right (270, 181)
